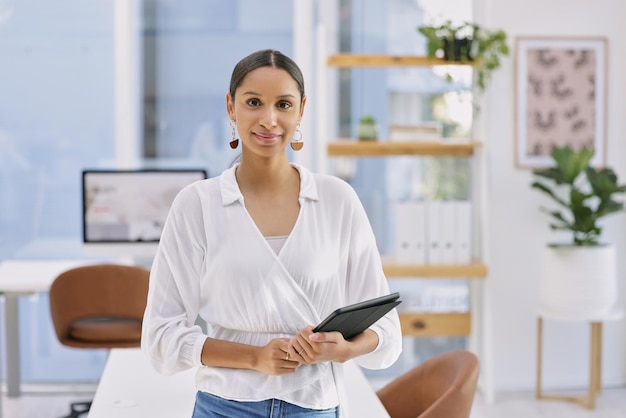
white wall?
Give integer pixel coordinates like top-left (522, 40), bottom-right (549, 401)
top-left (477, 0), bottom-right (626, 392)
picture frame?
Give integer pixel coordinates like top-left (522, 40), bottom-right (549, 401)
top-left (514, 36), bottom-right (607, 168)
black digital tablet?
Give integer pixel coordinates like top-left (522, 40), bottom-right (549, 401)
top-left (313, 292), bottom-right (402, 340)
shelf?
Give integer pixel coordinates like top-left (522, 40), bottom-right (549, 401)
top-left (323, 52), bottom-right (486, 343)
top-left (327, 54), bottom-right (478, 68)
top-left (398, 312), bottom-right (471, 337)
top-left (383, 262), bottom-right (487, 279)
top-left (327, 140), bottom-right (482, 157)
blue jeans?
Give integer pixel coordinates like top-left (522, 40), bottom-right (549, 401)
top-left (191, 391), bottom-right (339, 418)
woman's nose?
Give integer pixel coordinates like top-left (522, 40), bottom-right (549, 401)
top-left (259, 108), bottom-right (277, 128)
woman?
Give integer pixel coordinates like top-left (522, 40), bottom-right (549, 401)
top-left (141, 49), bottom-right (402, 417)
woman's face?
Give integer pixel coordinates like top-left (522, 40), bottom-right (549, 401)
top-left (226, 66), bottom-right (306, 158)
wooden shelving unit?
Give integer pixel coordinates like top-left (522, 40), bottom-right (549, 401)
top-left (399, 312), bottom-right (471, 337)
top-left (327, 140), bottom-right (482, 157)
top-left (382, 261), bottom-right (487, 279)
top-left (327, 54), bottom-right (478, 68)
top-left (322, 53), bottom-right (487, 340)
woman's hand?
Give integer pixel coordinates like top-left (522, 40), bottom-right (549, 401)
top-left (288, 326), bottom-right (379, 365)
top-left (253, 337), bottom-right (302, 376)
top-left (288, 326), bottom-right (351, 365)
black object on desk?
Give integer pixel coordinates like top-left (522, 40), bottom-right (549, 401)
top-left (313, 292), bottom-right (402, 340)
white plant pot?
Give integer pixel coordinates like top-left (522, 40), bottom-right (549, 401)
top-left (540, 244), bottom-right (617, 317)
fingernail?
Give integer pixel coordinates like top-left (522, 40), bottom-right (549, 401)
top-left (309, 333), bottom-right (319, 341)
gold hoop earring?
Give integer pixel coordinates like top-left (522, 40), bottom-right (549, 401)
top-left (229, 120), bottom-right (239, 149)
top-left (290, 124), bottom-right (303, 151)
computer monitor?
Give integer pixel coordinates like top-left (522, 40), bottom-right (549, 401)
top-left (81, 169), bottom-right (208, 260)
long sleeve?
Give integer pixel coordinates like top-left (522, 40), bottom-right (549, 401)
top-left (339, 182), bottom-right (403, 369)
top-left (141, 186), bottom-right (208, 375)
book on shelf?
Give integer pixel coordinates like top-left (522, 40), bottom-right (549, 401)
top-left (388, 123), bottom-right (442, 142)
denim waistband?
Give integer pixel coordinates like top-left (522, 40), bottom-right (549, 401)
top-left (192, 391), bottom-right (339, 418)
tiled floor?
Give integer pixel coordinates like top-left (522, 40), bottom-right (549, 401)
top-left (3, 384), bottom-right (626, 418)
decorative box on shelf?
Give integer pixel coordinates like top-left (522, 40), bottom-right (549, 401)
top-left (388, 123), bottom-right (442, 142)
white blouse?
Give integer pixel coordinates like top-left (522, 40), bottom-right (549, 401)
top-left (141, 163), bottom-right (402, 413)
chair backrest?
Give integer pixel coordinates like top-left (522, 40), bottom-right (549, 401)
top-left (49, 263), bottom-right (150, 349)
top-left (376, 350), bottom-right (480, 418)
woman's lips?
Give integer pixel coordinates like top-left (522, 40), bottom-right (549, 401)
top-left (254, 132), bottom-right (281, 144)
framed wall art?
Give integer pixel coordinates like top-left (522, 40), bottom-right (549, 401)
top-left (514, 36), bottom-right (607, 168)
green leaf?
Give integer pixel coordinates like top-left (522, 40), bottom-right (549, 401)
top-left (531, 181), bottom-right (569, 208)
top-left (545, 210), bottom-right (573, 230)
top-left (530, 145), bottom-right (626, 246)
top-left (551, 146), bottom-right (594, 183)
top-left (596, 198), bottom-right (624, 218)
top-left (532, 167), bottom-right (569, 185)
top-left (588, 167), bottom-right (626, 196)
top-left (569, 188), bottom-right (592, 208)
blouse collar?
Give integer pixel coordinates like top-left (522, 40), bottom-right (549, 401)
top-left (220, 163), bottom-right (319, 206)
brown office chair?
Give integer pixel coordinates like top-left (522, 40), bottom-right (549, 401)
top-left (376, 350), bottom-right (480, 418)
top-left (49, 263), bottom-right (150, 417)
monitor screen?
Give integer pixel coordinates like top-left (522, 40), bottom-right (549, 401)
top-left (81, 169), bottom-right (207, 259)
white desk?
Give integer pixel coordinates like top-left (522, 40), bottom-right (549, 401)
top-left (0, 259), bottom-right (132, 398)
top-left (89, 348), bottom-right (390, 418)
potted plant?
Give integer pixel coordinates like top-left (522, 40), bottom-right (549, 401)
top-left (417, 21), bottom-right (474, 62)
top-left (531, 146), bottom-right (626, 316)
top-left (472, 25), bottom-right (509, 92)
top-left (417, 21), bottom-right (509, 94)
top-left (357, 115), bottom-right (378, 141)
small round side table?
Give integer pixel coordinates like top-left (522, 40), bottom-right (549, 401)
top-left (535, 307), bottom-right (624, 409)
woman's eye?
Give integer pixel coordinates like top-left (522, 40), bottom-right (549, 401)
top-left (246, 99), bottom-right (261, 107)
top-left (277, 101), bottom-right (292, 110)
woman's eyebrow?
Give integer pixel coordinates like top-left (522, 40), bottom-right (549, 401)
top-left (241, 91), bottom-right (297, 99)
top-left (276, 93), bottom-right (297, 99)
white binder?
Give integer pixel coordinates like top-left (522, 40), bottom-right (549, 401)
top-left (441, 201), bottom-right (456, 263)
top-left (393, 201), bottom-right (426, 264)
top-left (410, 201), bottom-right (426, 264)
top-left (425, 200), bottom-right (443, 264)
top-left (454, 200), bottom-right (472, 264)
top-left (393, 201), bottom-right (413, 263)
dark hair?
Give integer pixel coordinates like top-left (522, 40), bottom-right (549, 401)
top-left (229, 49), bottom-right (305, 102)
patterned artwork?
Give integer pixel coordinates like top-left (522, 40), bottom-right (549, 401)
top-left (515, 37), bottom-right (607, 168)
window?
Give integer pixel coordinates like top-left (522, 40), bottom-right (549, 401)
top-left (0, 0), bottom-right (296, 383)
top-left (141, 0), bottom-right (294, 175)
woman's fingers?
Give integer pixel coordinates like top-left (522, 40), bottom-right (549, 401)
top-left (264, 340), bottom-right (298, 374)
